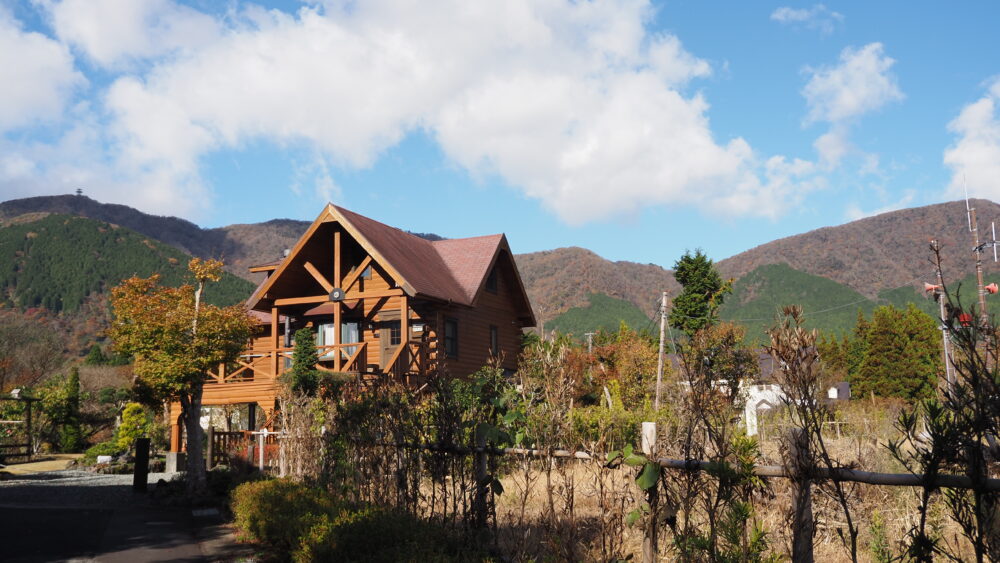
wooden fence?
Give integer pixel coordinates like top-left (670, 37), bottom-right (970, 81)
top-left (353, 431), bottom-right (1000, 563)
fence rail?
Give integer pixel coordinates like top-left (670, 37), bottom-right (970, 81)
top-left (341, 436), bottom-right (1000, 563)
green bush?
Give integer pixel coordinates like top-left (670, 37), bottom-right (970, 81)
top-left (293, 507), bottom-right (483, 563)
top-left (231, 479), bottom-right (338, 552)
top-left (83, 440), bottom-right (124, 464)
top-left (115, 403), bottom-right (152, 451)
top-left (569, 405), bottom-right (645, 450)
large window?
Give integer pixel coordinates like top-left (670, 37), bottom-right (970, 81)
top-left (444, 318), bottom-right (459, 358)
top-left (316, 320), bottom-right (360, 360)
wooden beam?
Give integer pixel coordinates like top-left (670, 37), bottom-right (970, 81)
top-left (248, 264), bottom-right (279, 273)
top-left (342, 255), bottom-right (372, 292)
top-left (334, 230), bottom-right (342, 287)
top-left (304, 261), bottom-right (334, 293)
top-left (273, 289), bottom-right (404, 306)
top-left (333, 229), bottom-right (342, 372)
top-left (270, 307), bottom-right (279, 379)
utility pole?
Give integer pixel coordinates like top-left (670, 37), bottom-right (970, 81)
top-left (930, 240), bottom-right (954, 391)
top-left (585, 332), bottom-right (595, 354)
top-left (969, 202), bottom-right (990, 327)
top-left (654, 291), bottom-right (668, 410)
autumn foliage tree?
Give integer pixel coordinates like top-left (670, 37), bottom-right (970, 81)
top-left (110, 258), bottom-right (253, 492)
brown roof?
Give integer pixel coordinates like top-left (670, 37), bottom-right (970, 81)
top-left (335, 206), bottom-right (474, 304)
top-left (247, 205), bottom-right (529, 314)
top-left (430, 235), bottom-right (504, 303)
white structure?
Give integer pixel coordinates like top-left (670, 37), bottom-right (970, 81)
top-left (743, 381), bottom-right (785, 437)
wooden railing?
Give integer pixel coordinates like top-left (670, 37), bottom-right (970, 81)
top-left (206, 341), bottom-right (368, 384)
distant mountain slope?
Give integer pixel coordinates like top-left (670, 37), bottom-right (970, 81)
top-left (716, 199), bottom-right (1000, 298)
top-left (0, 213), bottom-right (254, 312)
top-left (514, 247), bottom-right (678, 320)
top-left (547, 293), bottom-right (654, 336)
top-left (0, 195), bottom-right (443, 283)
top-left (7, 194), bottom-right (1000, 342)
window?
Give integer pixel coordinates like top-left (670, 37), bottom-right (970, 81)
top-left (316, 320), bottom-right (360, 360)
top-left (489, 325), bottom-right (498, 354)
top-left (444, 318), bottom-right (459, 358)
top-left (485, 267), bottom-right (498, 293)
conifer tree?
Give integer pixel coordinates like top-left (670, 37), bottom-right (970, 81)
top-left (60, 367), bottom-right (83, 452)
top-left (669, 250), bottom-right (731, 337)
top-left (287, 327), bottom-right (320, 396)
top-left (853, 304), bottom-right (939, 399)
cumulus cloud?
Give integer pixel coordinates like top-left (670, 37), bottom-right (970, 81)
top-left (38, 0), bottom-right (220, 68)
top-left (802, 43), bottom-right (903, 168)
top-left (771, 4), bottom-right (844, 35)
top-left (10, 0), bottom-right (823, 223)
top-left (944, 78), bottom-right (1000, 200)
top-left (0, 8), bottom-right (84, 132)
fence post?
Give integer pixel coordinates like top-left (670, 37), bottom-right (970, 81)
top-left (133, 437), bottom-right (150, 492)
top-left (473, 426), bottom-right (489, 528)
top-left (206, 426), bottom-right (214, 470)
top-left (258, 429), bottom-right (267, 469)
top-left (790, 427), bottom-right (814, 563)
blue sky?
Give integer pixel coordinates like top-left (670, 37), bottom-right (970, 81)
top-left (3, 1), bottom-right (1000, 269)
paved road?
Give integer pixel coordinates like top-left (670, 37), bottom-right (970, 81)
top-left (0, 470), bottom-right (246, 563)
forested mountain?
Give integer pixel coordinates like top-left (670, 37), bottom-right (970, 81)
top-left (4, 194), bottom-right (1000, 342)
top-left (0, 214), bottom-right (253, 312)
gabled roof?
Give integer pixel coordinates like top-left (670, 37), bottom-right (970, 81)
top-left (246, 204), bottom-right (535, 323)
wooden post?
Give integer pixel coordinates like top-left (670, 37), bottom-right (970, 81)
top-left (473, 426), bottom-right (489, 528)
top-left (334, 230), bottom-right (342, 372)
top-left (642, 473), bottom-right (659, 563)
top-left (170, 420), bottom-right (181, 452)
top-left (271, 306), bottom-right (280, 378)
top-left (206, 426), bottom-right (215, 470)
top-left (400, 295), bottom-right (408, 379)
top-left (25, 399), bottom-right (32, 461)
top-left (133, 437), bottom-right (150, 492)
top-left (790, 428), bottom-right (814, 563)
top-left (258, 430), bottom-right (267, 469)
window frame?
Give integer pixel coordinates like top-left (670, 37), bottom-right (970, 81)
top-left (489, 324), bottom-right (498, 354)
top-left (444, 318), bottom-right (459, 359)
top-left (485, 267), bottom-right (498, 293)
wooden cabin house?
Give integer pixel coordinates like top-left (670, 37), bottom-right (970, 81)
top-left (168, 204), bottom-right (535, 451)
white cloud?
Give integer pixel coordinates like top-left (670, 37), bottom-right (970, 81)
top-left (844, 191), bottom-right (915, 221)
top-left (802, 43), bottom-right (902, 170)
top-left (771, 4), bottom-right (844, 35)
top-left (6, 0), bottom-right (824, 223)
top-left (944, 78), bottom-right (1000, 200)
top-left (0, 8), bottom-right (84, 132)
top-left (803, 43), bottom-right (903, 124)
top-left (38, 0), bottom-right (220, 68)
top-left (84, 0), bottom-right (819, 223)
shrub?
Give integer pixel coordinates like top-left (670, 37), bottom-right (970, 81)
top-left (83, 440), bottom-right (124, 464)
top-left (115, 403), bottom-right (152, 451)
top-left (293, 507), bottom-right (483, 563)
top-left (569, 405), bottom-right (643, 450)
top-left (231, 479), bottom-right (337, 552)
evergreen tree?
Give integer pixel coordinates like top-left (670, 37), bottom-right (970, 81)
top-left (60, 367), bottom-right (84, 452)
top-left (669, 250), bottom-right (731, 337)
top-left (853, 304), bottom-right (940, 399)
top-left (84, 344), bottom-right (107, 365)
top-left (287, 327), bottom-right (320, 396)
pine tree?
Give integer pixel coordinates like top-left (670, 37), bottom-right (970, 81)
top-left (853, 305), bottom-right (940, 400)
top-left (84, 344), bottom-right (107, 365)
top-left (287, 327), bottom-right (320, 396)
top-left (60, 367), bottom-right (84, 452)
top-left (669, 250), bottom-right (731, 337)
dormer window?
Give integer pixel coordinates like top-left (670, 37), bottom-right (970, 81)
top-left (486, 267), bottom-right (498, 293)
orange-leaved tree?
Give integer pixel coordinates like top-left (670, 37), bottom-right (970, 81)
top-left (110, 258), bottom-right (253, 492)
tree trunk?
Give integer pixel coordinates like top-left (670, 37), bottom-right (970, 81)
top-left (181, 389), bottom-right (207, 494)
